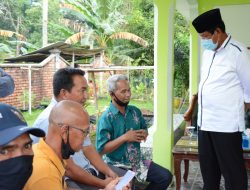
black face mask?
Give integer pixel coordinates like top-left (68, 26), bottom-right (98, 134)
top-left (0, 155), bottom-right (33, 190)
top-left (112, 93), bottom-right (129, 107)
top-left (61, 129), bottom-right (75, 159)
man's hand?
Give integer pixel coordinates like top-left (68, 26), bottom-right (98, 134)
top-left (103, 177), bottom-right (114, 187)
top-left (105, 168), bottom-right (117, 179)
top-left (103, 178), bottom-right (131, 190)
top-left (138, 129), bottom-right (148, 141)
top-left (124, 129), bottom-right (146, 142)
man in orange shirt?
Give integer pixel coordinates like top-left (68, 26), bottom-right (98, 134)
top-left (24, 100), bottom-right (90, 190)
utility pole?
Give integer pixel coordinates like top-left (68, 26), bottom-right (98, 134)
top-left (42, 0), bottom-right (48, 47)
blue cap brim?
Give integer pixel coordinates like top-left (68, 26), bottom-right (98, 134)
top-left (0, 125), bottom-right (45, 146)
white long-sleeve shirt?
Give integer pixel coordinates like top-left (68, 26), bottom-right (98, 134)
top-left (198, 35), bottom-right (250, 132)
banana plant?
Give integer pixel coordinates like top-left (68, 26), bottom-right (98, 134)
top-left (61, 0), bottom-right (148, 66)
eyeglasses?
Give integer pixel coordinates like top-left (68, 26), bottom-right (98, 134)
top-left (56, 123), bottom-right (90, 137)
top-left (69, 125), bottom-right (90, 137)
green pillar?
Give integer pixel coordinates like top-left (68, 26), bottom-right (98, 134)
top-left (189, 26), bottom-right (199, 95)
top-left (153, 0), bottom-right (175, 169)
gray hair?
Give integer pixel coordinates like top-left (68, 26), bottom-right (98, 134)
top-left (107, 74), bottom-right (129, 93)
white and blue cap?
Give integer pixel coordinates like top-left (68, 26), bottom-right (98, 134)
top-left (0, 103), bottom-right (45, 146)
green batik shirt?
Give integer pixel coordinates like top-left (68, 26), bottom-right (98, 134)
top-left (96, 102), bottom-right (149, 181)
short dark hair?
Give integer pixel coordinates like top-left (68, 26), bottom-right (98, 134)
top-left (53, 67), bottom-right (85, 97)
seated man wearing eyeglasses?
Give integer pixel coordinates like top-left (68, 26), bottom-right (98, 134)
top-left (24, 100), bottom-right (91, 189)
top-left (32, 68), bottom-right (126, 190)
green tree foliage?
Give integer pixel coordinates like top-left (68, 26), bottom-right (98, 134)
top-left (174, 11), bottom-right (190, 98)
top-left (0, 0), bottom-right (73, 59)
top-left (120, 0), bottom-right (154, 99)
top-left (25, 0), bottom-right (72, 47)
top-left (62, 0), bottom-right (148, 66)
top-left (121, 0), bottom-right (154, 66)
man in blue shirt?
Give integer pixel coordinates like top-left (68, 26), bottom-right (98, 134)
top-left (96, 74), bottom-right (172, 190)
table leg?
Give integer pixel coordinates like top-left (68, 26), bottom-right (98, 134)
top-left (183, 159), bottom-right (189, 182)
top-left (174, 156), bottom-right (181, 190)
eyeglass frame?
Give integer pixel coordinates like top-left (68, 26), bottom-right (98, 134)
top-left (57, 123), bottom-right (90, 137)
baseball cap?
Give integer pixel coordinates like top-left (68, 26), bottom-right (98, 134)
top-left (0, 103), bottom-right (45, 146)
top-left (0, 68), bottom-right (15, 98)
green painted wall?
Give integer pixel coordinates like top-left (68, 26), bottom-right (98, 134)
top-left (198, 0), bottom-right (250, 12)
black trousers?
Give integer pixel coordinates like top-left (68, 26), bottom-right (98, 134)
top-left (198, 130), bottom-right (247, 190)
top-left (145, 161), bottom-right (173, 190)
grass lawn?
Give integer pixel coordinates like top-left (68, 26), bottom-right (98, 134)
top-left (22, 109), bottom-right (44, 126)
top-left (23, 97), bottom-right (153, 126)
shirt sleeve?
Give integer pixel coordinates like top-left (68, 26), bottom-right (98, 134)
top-left (26, 178), bottom-right (63, 190)
top-left (236, 49), bottom-right (250, 102)
top-left (83, 136), bottom-right (91, 146)
top-left (96, 115), bottom-right (112, 153)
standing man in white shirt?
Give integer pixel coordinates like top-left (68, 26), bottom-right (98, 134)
top-left (192, 8), bottom-right (250, 190)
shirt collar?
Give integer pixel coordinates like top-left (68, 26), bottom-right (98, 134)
top-left (216, 34), bottom-right (231, 51)
top-left (109, 101), bottom-right (131, 115)
top-left (37, 138), bottom-right (65, 176)
top-left (52, 97), bottom-right (58, 104)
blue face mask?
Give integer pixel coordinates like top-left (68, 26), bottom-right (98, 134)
top-left (201, 38), bottom-right (218, 50)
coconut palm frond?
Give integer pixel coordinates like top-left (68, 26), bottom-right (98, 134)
top-left (65, 32), bottom-right (85, 44)
top-left (109, 32), bottom-right (148, 47)
top-left (0, 29), bottom-right (26, 41)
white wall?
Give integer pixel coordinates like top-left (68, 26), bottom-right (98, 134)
top-left (219, 4), bottom-right (250, 47)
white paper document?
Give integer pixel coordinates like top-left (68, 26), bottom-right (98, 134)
top-left (115, 170), bottom-right (135, 190)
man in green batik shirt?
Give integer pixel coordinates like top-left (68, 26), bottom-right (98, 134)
top-left (96, 74), bottom-right (172, 190)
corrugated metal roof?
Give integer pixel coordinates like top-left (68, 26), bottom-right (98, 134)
top-left (4, 42), bottom-right (103, 63)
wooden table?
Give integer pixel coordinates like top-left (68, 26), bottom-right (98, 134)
top-left (172, 136), bottom-right (250, 190)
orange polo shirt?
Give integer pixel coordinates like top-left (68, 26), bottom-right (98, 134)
top-left (23, 138), bottom-right (66, 190)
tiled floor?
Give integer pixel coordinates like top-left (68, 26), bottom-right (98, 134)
top-left (168, 161), bottom-right (250, 190)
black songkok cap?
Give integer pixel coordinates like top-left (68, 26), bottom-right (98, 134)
top-left (192, 8), bottom-right (223, 33)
